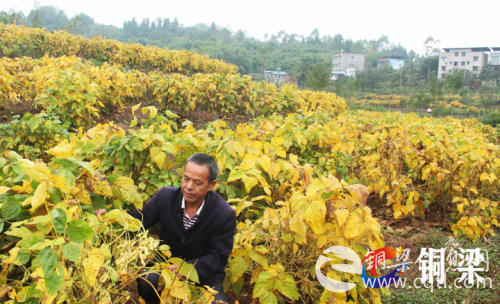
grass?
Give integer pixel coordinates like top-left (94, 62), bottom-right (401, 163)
top-left (382, 228), bottom-right (500, 304)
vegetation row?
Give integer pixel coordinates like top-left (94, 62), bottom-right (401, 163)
top-left (0, 23), bottom-right (237, 75)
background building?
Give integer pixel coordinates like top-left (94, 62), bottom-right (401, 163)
top-left (263, 68), bottom-right (297, 86)
top-left (488, 51), bottom-right (500, 72)
top-left (332, 53), bottom-right (365, 77)
top-left (264, 68), bottom-right (287, 85)
top-left (437, 47), bottom-right (500, 79)
top-left (376, 56), bottom-right (405, 70)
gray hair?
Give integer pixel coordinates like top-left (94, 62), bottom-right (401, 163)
top-left (185, 153), bottom-right (219, 183)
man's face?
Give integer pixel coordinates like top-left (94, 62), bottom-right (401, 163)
top-left (181, 161), bottom-right (217, 205)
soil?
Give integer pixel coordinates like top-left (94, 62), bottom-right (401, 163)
top-left (0, 100), bottom-right (41, 123)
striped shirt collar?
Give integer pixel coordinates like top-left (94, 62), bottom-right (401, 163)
top-left (181, 197), bottom-right (205, 219)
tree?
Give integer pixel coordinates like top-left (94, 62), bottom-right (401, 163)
top-left (479, 63), bottom-right (500, 82)
top-left (443, 69), bottom-right (466, 93)
top-left (30, 1), bottom-right (43, 28)
top-left (0, 8), bottom-right (24, 24)
top-left (423, 36), bottom-right (441, 57)
top-left (478, 83), bottom-right (498, 110)
top-left (334, 76), bottom-right (357, 101)
top-left (429, 75), bottom-right (439, 98)
top-left (420, 55), bottom-right (439, 76)
top-left (305, 60), bottom-right (332, 91)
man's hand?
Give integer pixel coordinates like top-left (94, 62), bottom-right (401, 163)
top-left (94, 209), bottom-right (107, 217)
top-left (168, 264), bottom-right (183, 279)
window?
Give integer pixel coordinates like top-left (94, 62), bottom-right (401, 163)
top-left (461, 62), bottom-right (465, 66)
top-left (467, 61), bottom-right (470, 65)
top-left (473, 56), bottom-right (479, 61)
top-left (473, 66), bottom-right (478, 71)
top-left (455, 52), bottom-right (459, 56)
top-left (492, 56), bottom-right (499, 62)
top-left (442, 57), bottom-right (447, 61)
top-left (441, 66), bottom-right (446, 71)
top-left (462, 52), bottom-right (466, 56)
top-left (454, 62), bottom-right (458, 66)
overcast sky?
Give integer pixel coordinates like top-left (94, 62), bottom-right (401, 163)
top-left (3, 0), bottom-right (499, 55)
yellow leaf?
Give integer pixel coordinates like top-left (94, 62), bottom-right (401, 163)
top-left (289, 213), bottom-right (307, 238)
top-left (304, 200), bottom-right (326, 235)
top-left (83, 248), bottom-right (104, 287)
top-left (31, 181), bottom-right (48, 212)
top-left (18, 159), bottom-right (48, 183)
top-left (233, 141), bottom-right (245, 157)
top-left (271, 136), bottom-right (285, 147)
top-left (242, 175), bottom-right (258, 193)
top-left (84, 171), bottom-right (113, 197)
top-left (268, 161), bottom-right (281, 179)
top-left (214, 129), bottom-right (224, 139)
top-left (480, 173), bottom-right (489, 182)
top-left (48, 140), bottom-right (75, 158)
top-left (257, 155), bottom-right (271, 172)
top-left (11, 180), bottom-right (33, 194)
top-left (70, 183), bottom-right (92, 205)
top-left (457, 203), bottom-right (464, 213)
top-left (345, 213), bottom-right (362, 239)
top-left (0, 186), bottom-right (10, 195)
top-left (275, 146), bottom-right (286, 158)
top-left (153, 151), bottom-right (167, 168)
top-left (335, 209), bottom-right (349, 228)
top-left (289, 154), bottom-right (299, 166)
top-left (240, 160), bottom-right (255, 171)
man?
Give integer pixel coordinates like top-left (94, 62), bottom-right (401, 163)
top-left (96, 153), bottom-right (236, 303)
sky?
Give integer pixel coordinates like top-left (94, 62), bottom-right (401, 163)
top-left (3, 0), bottom-right (499, 55)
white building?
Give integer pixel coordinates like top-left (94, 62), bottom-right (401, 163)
top-left (437, 47), bottom-right (500, 79)
top-left (264, 68), bottom-right (287, 85)
top-left (332, 52), bottom-right (364, 79)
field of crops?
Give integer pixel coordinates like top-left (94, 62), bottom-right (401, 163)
top-left (1, 24), bottom-right (499, 304)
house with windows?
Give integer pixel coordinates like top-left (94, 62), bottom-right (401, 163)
top-left (489, 51), bottom-right (500, 71)
top-left (376, 56), bottom-right (405, 70)
top-left (263, 68), bottom-right (298, 86)
top-left (437, 47), bottom-right (500, 79)
top-left (331, 52), bottom-right (365, 79)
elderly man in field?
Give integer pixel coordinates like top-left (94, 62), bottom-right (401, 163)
top-left (96, 153), bottom-right (236, 303)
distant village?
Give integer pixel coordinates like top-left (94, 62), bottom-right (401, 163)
top-left (255, 46), bottom-right (500, 86)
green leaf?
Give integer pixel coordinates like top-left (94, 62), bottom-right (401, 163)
top-left (229, 257), bottom-right (248, 284)
top-left (66, 220), bottom-right (94, 243)
top-left (51, 208), bottom-right (67, 234)
top-left (249, 250), bottom-right (269, 269)
top-left (253, 271), bottom-right (275, 298)
top-left (275, 273), bottom-right (299, 300)
top-left (164, 110), bottom-right (179, 119)
top-left (168, 258), bottom-right (200, 283)
top-left (233, 277), bottom-right (244, 296)
top-left (14, 248), bottom-right (30, 265)
top-left (1, 196), bottom-right (20, 221)
top-left (77, 161), bottom-right (95, 174)
top-left (39, 247), bottom-right (64, 295)
top-left (321, 191), bottom-right (335, 200)
top-left (259, 292), bottom-right (278, 304)
top-left (227, 169), bottom-right (246, 182)
top-left (111, 176), bottom-right (143, 209)
top-left (0, 218), bottom-right (4, 233)
top-left (62, 241), bottom-right (81, 262)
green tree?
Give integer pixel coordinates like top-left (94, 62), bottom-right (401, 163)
top-left (478, 83), bottom-right (498, 110)
top-left (30, 1), bottom-right (43, 28)
top-left (479, 63), bottom-right (500, 82)
top-left (0, 8), bottom-right (24, 24)
top-left (305, 61), bottom-right (332, 91)
top-left (443, 69), bottom-right (466, 93)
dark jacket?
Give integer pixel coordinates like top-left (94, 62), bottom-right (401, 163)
top-left (129, 186), bottom-right (237, 287)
